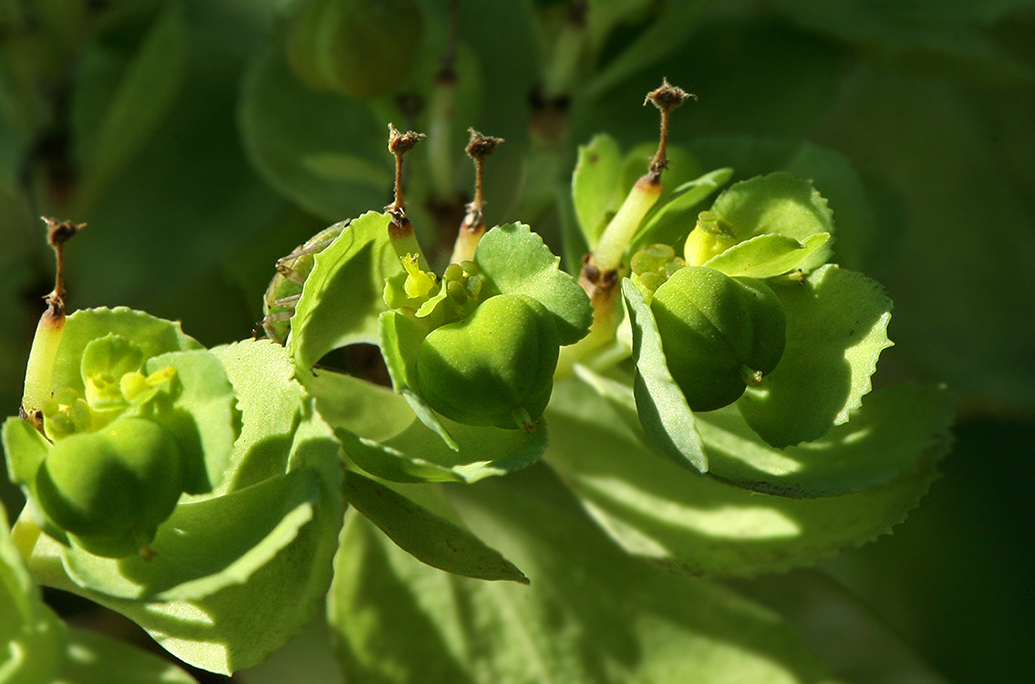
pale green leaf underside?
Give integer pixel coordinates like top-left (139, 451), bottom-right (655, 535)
top-left (704, 232), bottom-right (831, 278)
top-left (289, 212), bottom-right (401, 371)
top-left (344, 472), bottom-right (528, 583)
top-left (622, 279), bottom-right (708, 473)
top-left (475, 223), bottom-right (593, 346)
top-left (738, 265), bottom-right (894, 448)
top-left (329, 465), bottom-right (842, 684)
top-left (545, 380), bottom-right (949, 577)
top-left (702, 383), bottom-right (954, 497)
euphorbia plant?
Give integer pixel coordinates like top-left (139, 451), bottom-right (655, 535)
top-left (1, 5), bottom-right (954, 676)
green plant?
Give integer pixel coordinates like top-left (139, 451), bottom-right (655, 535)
top-left (14, 1), bottom-right (1033, 682)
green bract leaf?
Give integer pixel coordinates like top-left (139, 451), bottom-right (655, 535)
top-left (142, 349), bottom-right (239, 495)
top-left (738, 265), bottom-right (894, 448)
top-left (304, 369), bottom-right (414, 445)
top-left (545, 380), bottom-right (949, 576)
top-left (706, 172), bottom-right (835, 271)
top-left (51, 308), bottom-right (202, 398)
top-left (631, 167), bottom-right (734, 252)
top-left (572, 133), bottom-right (624, 249)
top-left (329, 466), bottom-right (843, 684)
top-left (289, 212), bottom-right (401, 370)
top-left (24, 343), bottom-right (345, 674)
top-left (1, 507), bottom-right (66, 684)
top-left (208, 339), bottom-right (308, 492)
top-left (702, 384), bottom-right (954, 497)
top-left (622, 279), bottom-right (708, 473)
top-left (474, 223), bottom-right (593, 346)
top-left (344, 472), bottom-right (527, 583)
top-left (2, 417), bottom-right (51, 492)
top-left (704, 232), bottom-right (831, 279)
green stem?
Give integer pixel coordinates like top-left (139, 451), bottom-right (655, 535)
top-left (542, 5), bottom-right (586, 99)
top-left (427, 75), bottom-right (456, 202)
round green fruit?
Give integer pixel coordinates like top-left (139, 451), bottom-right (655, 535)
top-left (415, 294), bottom-right (559, 430)
top-left (35, 418), bottom-right (185, 557)
top-left (286, 0), bottom-right (423, 98)
top-left (651, 266), bottom-right (786, 412)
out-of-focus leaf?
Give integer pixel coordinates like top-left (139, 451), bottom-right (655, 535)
top-left (344, 471), bottom-right (527, 583)
top-left (59, 627), bottom-right (198, 683)
top-left (72, 1), bottom-right (188, 214)
top-left (738, 265), bottom-right (893, 448)
top-left (329, 464), bottom-right (844, 684)
top-left (545, 379), bottom-right (949, 576)
top-left (1, 506), bottom-right (66, 684)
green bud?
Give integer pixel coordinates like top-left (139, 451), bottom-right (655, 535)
top-left (35, 418), bottom-right (185, 557)
top-left (415, 294), bottom-right (559, 431)
top-left (651, 266), bottom-right (786, 412)
top-left (286, 0), bottom-right (423, 98)
top-left (444, 263), bottom-right (464, 282)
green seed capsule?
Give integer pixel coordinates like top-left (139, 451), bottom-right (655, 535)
top-left (35, 418), bottom-right (185, 557)
top-left (415, 294), bottom-right (559, 431)
top-left (286, 0), bottom-right (423, 98)
top-left (651, 266), bottom-right (786, 412)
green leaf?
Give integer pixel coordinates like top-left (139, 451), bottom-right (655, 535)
top-left (72, 1), bottom-right (189, 214)
top-left (334, 414), bottom-right (547, 484)
top-left (26, 400), bottom-right (345, 675)
top-left (571, 133), bottom-right (624, 249)
top-left (208, 339), bottom-right (308, 493)
top-left (2, 417), bottom-right (51, 491)
top-left (58, 628), bottom-right (198, 684)
top-left (707, 172), bottom-right (835, 271)
top-left (60, 467), bottom-right (322, 601)
top-left (545, 379), bottom-right (950, 577)
top-left (702, 384), bottom-right (954, 497)
top-left (329, 465), bottom-right (843, 684)
top-left (143, 349), bottom-right (239, 494)
top-left (51, 308), bottom-right (202, 399)
top-left (378, 310), bottom-right (458, 450)
top-left (738, 265), bottom-right (894, 448)
top-left (474, 223), bottom-right (593, 345)
top-left (631, 167), bottom-right (734, 252)
top-left (289, 212), bottom-right (401, 370)
top-left (344, 471), bottom-right (527, 583)
top-left (621, 279), bottom-right (707, 473)
top-left (1, 506), bottom-right (67, 684)
top-left (704, 232), bottom-right (831, 278)
top-left (304, 368), bottom-right (414, 445)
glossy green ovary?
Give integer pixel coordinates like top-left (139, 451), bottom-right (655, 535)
top-left (416, 295), bottom-right (559, 429)
top-left (35, 418), bottom-right (185, 557)
top-left (651, 267), bottom-right (785, 412)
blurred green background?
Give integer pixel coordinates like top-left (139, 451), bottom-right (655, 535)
top-left (2, 0), bottom-right (1033, 681)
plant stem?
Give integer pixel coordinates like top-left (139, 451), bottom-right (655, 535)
top-left (451, 129), bottom-right (503, 264)
top-left (542, 1), bottom-right (587, 99)
top-left (385, 124), bottom-right (429, 270)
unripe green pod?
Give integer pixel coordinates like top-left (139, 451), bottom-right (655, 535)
top-left (415, 294), bottom-right (559, 431)
top-left (286, 0), bottom-right (423, 98)
top-left (650, 266), bottom-right (786, 412)
top-left (35, 418), bottom-right (185, 557)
